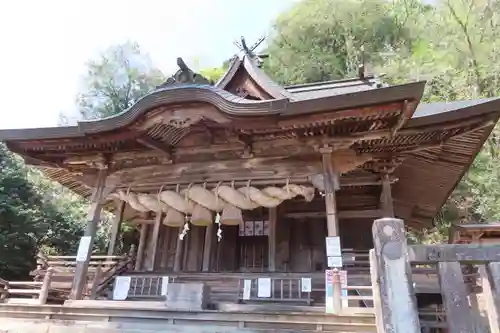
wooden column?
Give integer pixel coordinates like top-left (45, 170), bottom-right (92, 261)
top-left (160, 226), bottom-right (172, 269)
top-left (372, 218), bottom-right (420, 332)
top-left (147, 211), bottom-right (163, 271)
top-left (135, 224), bottom-right (148, 271)
top-left (107, 200), bottom-right (125, 256)
top-left (268, 207), bottom-right (277, 272)
top-left (70, 168), bottom-right (107, 300)
top-left (173, 228), bottom-right (183, 272)
top-left (202, 224), bottom-right (214, 272)
top-left (380, 173), bottom-right (394, 217)
top-left (321, 149), bottom-right (339, 237)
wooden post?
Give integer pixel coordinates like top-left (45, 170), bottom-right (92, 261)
top-left (89, 265), bottom-right (101, 300)
top-left (268, 207), bottom-right (277, 272)
top-left (321, 149), bottom-right (339, 237)
top-left (173, 228), bottom-right (183, 272)
top-left (380, 173), bottom-right (394, 217)
top-left (148, 211), bottom-right (163, 271)
top-left (372, 218), bottom-right (420, 332)
top-left (439, 261), bottom-right (476, 332)
top-left (70, 168), bottom-right (107, 300)
top-left (107, 200), bottom-right (125, 256)
top-left (135, 224), bottom-right (148, 271)
top-left (369, 249), bottom-right (384, 332)
top-left (483, 263), bottom-right (500, 333)
top-left (202, 224), bottom-right (213, 272)
top-left (39, 267), bottom-right (54, 305)
top-left (160, 227), bottom-right (172, 269)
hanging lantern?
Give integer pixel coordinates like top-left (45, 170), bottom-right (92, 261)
top-left (220, 204), bottom-right (243, 226)
top-left (190, 204), bottom-right (213, 226)
top-left (163, 209), bottom-right (184, 227)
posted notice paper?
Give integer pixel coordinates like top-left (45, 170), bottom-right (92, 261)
top-left (161, 276), bottom-right (169, 296)
top-left (257, 278), bottom-right (271, 298)
top-left (301, 277), bottom-right (312, 292)
top-left (243, 279), bottom-right (252, 300)
top-left (113, 276), bottom-right (131, 300)
top-left (76, 236), bottom-right (91, 262)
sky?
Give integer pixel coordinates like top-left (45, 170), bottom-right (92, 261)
top-left (0, 0), bottom-right (297, 129)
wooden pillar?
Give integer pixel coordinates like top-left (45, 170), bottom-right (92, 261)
top-left (202, 224), bottom-right (214, 272)
top-left (372, 218), bottom-right (420, 332)
top-left (107, 200), bottom-right (125, 256)
top-left (160, 226), bottom-right (172, 269)
top-left (135, 224), bottom-right (148, 271)
top-left (268, 207), bottom-right (277, 272)
top-left (380, 173), bottom-right (394, 217)
top-left (173, 228), bottom-right (183, 272)
top-left (147, 211), bottom-right (163, 271)
top-left (321, 149), bottom-right (339, 237)
top-left (70, 168), bottom-right (107, 300)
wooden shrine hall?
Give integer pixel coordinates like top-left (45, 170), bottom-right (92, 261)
top-left (1, 41), bottom-right (500, 330)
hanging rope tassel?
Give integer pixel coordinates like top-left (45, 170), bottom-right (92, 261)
top-left (215, 212), bottom-right (222, 242)
top-left (179, 215), bottom-right (190, 240)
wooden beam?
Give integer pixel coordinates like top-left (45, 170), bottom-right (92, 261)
top-left (408, 244), bottom-right (500, 264)
top-left (380, 173), bottom-right (394, 217)
top-left (69, 167), bottom-right (107, 300)
top-left (173, 228), bottom-right (183, 272)
top-left (107, 200), bottom-right (125, 256)
top-left (321, 148), bottom-right (339, 237)
top-left (136, 137), bottom-right (172, 159)
top-left (147, 211), bottom-right (163, 271)
top-left (268, 207), bottom-right (277, 272)
top-left (135, 224), bottom-right (148, 271)
top-left (284, 209), bottom-right (384, 220)
top-left (202, 224), bottom-right (213, 272)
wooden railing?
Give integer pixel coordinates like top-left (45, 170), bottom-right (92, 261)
top-left (0, 268), bottom-right (54, 305)
top-left (371, 218), bottom-right (500, 333)
top-left (236, 277), bottom-right (313, 305)
top-left (31, 247), bottom-right (135, 300)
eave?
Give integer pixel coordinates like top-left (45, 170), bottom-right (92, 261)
top-left (0, 81), bottom-right (425, 142)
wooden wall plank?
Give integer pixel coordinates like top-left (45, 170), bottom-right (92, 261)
top-left (372, 218), bottom-right (420, 333)
top-left (438, 261), bottom-right (476, 333)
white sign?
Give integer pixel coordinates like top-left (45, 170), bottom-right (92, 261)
top-left (339, 270), bottom-right (348, 288)
top-left (161, 276), bottom-right (169, 296)
top-left (257, 278), bottom-right (271, 298)
top-left (325, 236), bottom-right (341, 257)
top-left (327, 256), bottom-right (343, 268)
top-left (76, 236), bottom-right (92, 262)
top-left (301, 277), bottom-right (312, 293)
top-left (113, 276), bottom-right (131, 300)
top-left (243, 279), bottom-right (252, 300)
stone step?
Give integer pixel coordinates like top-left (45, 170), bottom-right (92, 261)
top-left (0, 303), bottom-right (376, 332)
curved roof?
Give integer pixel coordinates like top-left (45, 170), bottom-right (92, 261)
top-left (1, 52), bottom-right (499, 230)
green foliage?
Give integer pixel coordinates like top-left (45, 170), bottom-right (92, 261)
top-left (265, 0), bottom-right (500, 243)
top-left (77, 41), bottom-right (165, 120)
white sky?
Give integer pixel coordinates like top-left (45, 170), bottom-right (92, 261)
top-left (0, 0), bottom-right (296, 129)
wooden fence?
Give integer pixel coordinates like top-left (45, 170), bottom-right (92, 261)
top-left (371, 218), bottom-right (500, 333)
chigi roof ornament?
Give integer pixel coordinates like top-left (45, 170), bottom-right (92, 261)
top-left (156, 57), bottom-right (212, 89)
top-left (234, 35), bottom-right (269, 67)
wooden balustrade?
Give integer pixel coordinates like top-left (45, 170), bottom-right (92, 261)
top-left (0, 267), bottom-right (54, 305)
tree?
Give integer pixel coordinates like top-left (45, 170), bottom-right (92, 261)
top-left (264, 0), bottom-right (500, 242)
top-left (77, 41), bottom-right (165, 120)
top-left (264, 0), bottom-right (417, 84)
